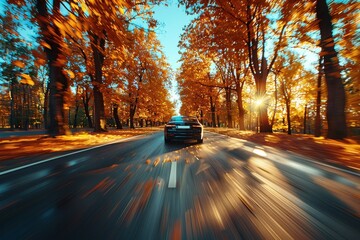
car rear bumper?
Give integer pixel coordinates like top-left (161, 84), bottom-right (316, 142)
top-left (165, 130), bottom-right (203, 140)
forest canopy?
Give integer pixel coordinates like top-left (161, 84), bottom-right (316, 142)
top-left (0, 0), bottom-right (359, 139)
top-left (0, 0), bottom-right (175, 135)
top-left (177, 0), bottom-right (359, 139)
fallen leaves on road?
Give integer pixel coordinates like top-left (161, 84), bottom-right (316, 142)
top-left (123, 179), bottom-right (155, 223)
top-left (0, 128), bottom-right (161, 162)
top-left (153, 157), bottom-right (160, 167)
top-left (1, 127), bottom-right (359, 171)
top-left (207, 128), bottom-right (360, 171)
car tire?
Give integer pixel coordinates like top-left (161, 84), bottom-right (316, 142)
top-left (197, 138), bottom-right (203, 143)
top-left (164, 137), bottom-right (171, 144)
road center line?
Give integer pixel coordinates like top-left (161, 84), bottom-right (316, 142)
top-left (168, 161), bottom-right (177, 188)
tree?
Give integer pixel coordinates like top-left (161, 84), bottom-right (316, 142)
top-left (177, 50), bottom-right (221, 126)
top-left (180, 0), bottom-right (298, 132)
top-left (34, 0), bottom-right (71, 136)
top-left (0, 7), bottom-right (37, 130)
top-left (316, 0), bottom-right (347, 139)
top-left (121, 29), bottom-right (171, 128)
top-left (275, 52), bottom-right (311, 135)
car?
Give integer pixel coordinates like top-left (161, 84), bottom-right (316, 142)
top-left (164, 116), bottom-right (204, 144)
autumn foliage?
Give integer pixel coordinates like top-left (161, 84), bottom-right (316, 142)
top-left (177, 0), bottom-right (359, 139)
top-left (1, 0), bottom-right (174, 135)
top-left (0, 0), bottom-right (359, 140)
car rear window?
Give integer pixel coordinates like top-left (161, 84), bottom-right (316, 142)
top-left (171, 116), bottom-right (198, 122)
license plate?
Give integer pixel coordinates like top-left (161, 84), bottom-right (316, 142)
top-left (177, 126), bottom-right (190, 129)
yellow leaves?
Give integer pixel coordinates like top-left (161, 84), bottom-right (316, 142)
top-left (80, 2), bottom-right (89, 14)
top-left (12, 60), bottom-right (25, 68)
top-left (70, 2), bottom-right (79, 11)
top-left (119, 7), bottom-right (125, 15)
top-left (163, 156), bottom-right (171, 163)
top-left (19, 74), bottom-right (34, 86)
top-left (63, 70), bottom-right (76, 79)
top-left (69, 13), bottom-right (78, 28)
top-left (153, 157), bottom-right (160, 167)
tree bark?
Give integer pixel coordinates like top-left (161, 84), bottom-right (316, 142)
top-left (225, 87), bottom-right (232, 128)
top-left (9, 82), bottom-right (15, 130)
top-left (90, 32), bottom-right (107, 132)
top-left (255, 75), bottom-right (272, 133)
top-left (271, 74), bottom-right (278, 128)
top-left (210, 96), bottom-right (216, 127)
top-left (82, 90), bottom-right (93, 128)
top-left (129, 104), bottom-right (136, 129)
top-left (315, 56), bottom-right (323, 137)
top-left (113, 104), bottom-right (122, 129)
top-left (303, 104), bottom-right (307, 134)
top-left (285, 100), bottom-right (291, 135)
top-left (235, 83), bottom-right (245, 130)
top-left (73, 103), bottom-right (79, 129)
top-left (43, 86), bottom-right (49, 129)
top-left (316, 0), bottom-right (347, 139)
top-left (36, 0), bottom-right (70, 136)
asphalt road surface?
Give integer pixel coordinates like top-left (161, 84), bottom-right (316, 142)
top-left (0, 131), bottom-right (359, 239)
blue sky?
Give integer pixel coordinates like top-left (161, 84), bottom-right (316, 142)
top-left (153, 1), bottom-right (194, 71)
top-left (152, 1), bottom-right (194, 113)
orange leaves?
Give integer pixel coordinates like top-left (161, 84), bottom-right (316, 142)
top-left (40, 40), bottom-right (51, 50)
top-left (63, 69), bottom-right (76, 79)
top-left (35, 58), bottom-right (46, 67)
top-left (19, 74), bottom-right (35, 86)
top-left (52, 14), bottom-right (84, 40)
top-left (12, 60), bottom-right (25, 68)
top-left (12, 62), bottom-right (35, 86)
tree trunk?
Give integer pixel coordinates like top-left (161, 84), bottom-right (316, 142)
top-left (10, 82), bottom-right (15, 130)
top-left (129, 104), bottom-right (136, 129)
top-left (303, 104), bottom-right (307, 134)
top-left (24, 85), bottom-right (29, 130)
top-left (82, 93), bottom-right (93, 128)
top-left (43, 87), bottom-right (49, 129)
top-left (113, 104), bottom-right (122, 129)
top-left (128, 77), bottom-right (142, 129)
top-left (90, 32), bottom-right (107, 132)
top-left (47, 64), bottom-right (70, 136)
top-left (256, 76), bottom-right (272, 133)
top-left (225, 87), bottom-right (232, 128)
top-left (315, 56), bottom-right (323, 137)
top-left (36, 0), bottom-right (70, 136)
top-left (285, 100), bottom-right (291, 135)
top-left (73, 103), bottom-right (79, 129)
top-left (235, 83), bottom-right (245, 130)
top-left (316, 0), bottom-right (347, 139)
top-left (210, 96), bottom-right (216, 127)
top-left (271, 75), bottom-right (278, 128)
top-left (129, 91), bottom-right (137, 129)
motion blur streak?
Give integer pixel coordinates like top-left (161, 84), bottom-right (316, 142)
top-left (0, 131), bottom-right (359, 239)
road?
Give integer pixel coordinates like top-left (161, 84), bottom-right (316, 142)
top-left (0, 131), bottom-right (359, 239)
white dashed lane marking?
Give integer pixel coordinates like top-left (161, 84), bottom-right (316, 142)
top-left (168, 161), bottom-right (177, 188)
